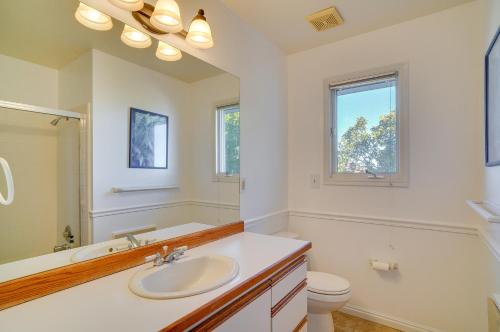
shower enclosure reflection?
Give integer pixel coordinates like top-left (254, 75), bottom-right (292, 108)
top-left (0, 106), bottom-right (81, 264)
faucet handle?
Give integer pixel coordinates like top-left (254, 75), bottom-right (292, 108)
top-left (145, 252), bottom-right (163, 266)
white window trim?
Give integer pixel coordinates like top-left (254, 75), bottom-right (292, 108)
top-left (212, 98), bottom-right (240, 183)
top-left (323, 64), bottom-right (409, 187)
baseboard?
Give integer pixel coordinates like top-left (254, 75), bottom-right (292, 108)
top-left (342, 304), bottom-right (443, 332)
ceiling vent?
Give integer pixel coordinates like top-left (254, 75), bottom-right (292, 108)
top-left (307, 7), bottom-right (344, 32)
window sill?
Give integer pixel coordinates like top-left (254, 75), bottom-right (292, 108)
top-left (323, 177), bottom-right (408, 187)
top-left (213, 176), bottom-right (240, 183)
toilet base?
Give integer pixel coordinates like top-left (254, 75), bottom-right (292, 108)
top-left (308, 312), bottom-right (334, 332)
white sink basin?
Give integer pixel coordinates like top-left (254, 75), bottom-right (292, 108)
top-left (129, 255), bottom-right (239, 299)
top-left (71, 239), bottom-right (130, 262)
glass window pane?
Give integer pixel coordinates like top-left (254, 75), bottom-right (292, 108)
top-left (335, 78), bottom-right (397, 174)
top-left (216, 105), bottom-right (240, 176)
top-left (222, 107), bottom-right (240, 175)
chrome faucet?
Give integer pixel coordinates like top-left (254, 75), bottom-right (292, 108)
top-left (164, 246), bottom-right (188, 263)
top-left (126, 234), bottom-right (141, 248)
top-left (145, 246), bottom-right (188, 267)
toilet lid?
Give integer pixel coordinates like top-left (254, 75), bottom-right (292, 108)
top-left (307, 271), bottom-right (351, 295)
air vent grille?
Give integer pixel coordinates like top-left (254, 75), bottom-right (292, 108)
top-left (307, 7), bottom-right (344, 32)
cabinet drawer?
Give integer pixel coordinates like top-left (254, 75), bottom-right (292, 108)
top-left (272, 287), bottom-right (307, 332)
top-left (214, 289), bottom-right (271, 332)
top-left (272, 261), bottom-right (307, 307)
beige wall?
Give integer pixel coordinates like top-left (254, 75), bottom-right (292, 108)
top-left (0, 109), bottom-right (58, 263)
top-left (0, 54), bottom-right (58, 108)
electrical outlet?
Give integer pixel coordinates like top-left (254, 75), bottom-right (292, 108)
top-left (310, 174), bottom-right (320, 189)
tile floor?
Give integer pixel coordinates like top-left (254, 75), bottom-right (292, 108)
top-left (331, 311), bottom-right (402, 332)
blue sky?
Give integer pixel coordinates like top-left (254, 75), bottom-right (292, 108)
top-left (336, 86), bottom-right (396, 138)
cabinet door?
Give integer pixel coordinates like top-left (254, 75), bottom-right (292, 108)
top-left (272, 288), bottom-right (307, 332)
top-left (214, 289), bottom-right (271, 332)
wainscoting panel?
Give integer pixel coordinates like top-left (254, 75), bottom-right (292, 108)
top-left (90, 201), bottom-right (240, 242)
top-left (288, 211), bottom-right (484, 332)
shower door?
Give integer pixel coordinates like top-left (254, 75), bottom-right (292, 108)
top-left (0, 102), bottom-right (81, 264)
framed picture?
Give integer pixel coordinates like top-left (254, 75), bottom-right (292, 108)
top-left (486, 27), bottom-right (500, 166)
top-left (129, 108), bottom-right (168, 169)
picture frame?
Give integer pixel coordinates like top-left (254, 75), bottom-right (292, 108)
top-left (129, 108), bottom-right (168, 169)
top-left (485, 27), bottom-right (500, 167)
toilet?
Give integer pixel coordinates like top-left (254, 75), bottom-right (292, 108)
top-left (273, 231), bottom-right (351, 332)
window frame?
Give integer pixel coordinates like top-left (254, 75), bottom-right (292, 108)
top-left (213, 99), bottom-right (240, 183)
top-left (323, 64), bottom-right (409, 187)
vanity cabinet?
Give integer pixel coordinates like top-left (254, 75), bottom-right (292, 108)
top-left (195, 258), bottom-right (307, 332)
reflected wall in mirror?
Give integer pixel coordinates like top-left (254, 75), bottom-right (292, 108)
top-left (0, 0), bottom-right (240, 283)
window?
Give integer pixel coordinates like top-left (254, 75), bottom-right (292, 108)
top-left (324, 65), bottom-right (408, 186)
top-left (215, 103), bottom-right (240, 179)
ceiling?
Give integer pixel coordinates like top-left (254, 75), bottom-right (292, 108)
top-left (0, 0), bottom-right (224, 83)
top-left (220, 0), bottom-right (474, 54)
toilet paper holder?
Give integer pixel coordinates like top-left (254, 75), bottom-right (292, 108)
top-left (370, 259), bottom-right (398, 271)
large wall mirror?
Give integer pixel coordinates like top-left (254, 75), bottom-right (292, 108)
top-left (0, 0), bottom-right (240, 283)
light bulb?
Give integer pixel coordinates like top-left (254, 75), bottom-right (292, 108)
top-left (108, 0), bottom-right (144, 11)
top-left (186, 9), bottom-right (213, 49)
top-left (74, 2), bottom-right (113, 31)
top-left (150, 0), bottom-right (183, 33)
top-left (156, 41), bottom-right (182, 61)
top-left (121, 25), bottom-right (152, 48)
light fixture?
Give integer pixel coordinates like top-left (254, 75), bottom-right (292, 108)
top-left (186, 10), bottom-right (214, 49)
top-left (121, 25), bottom-right (152, 48)
top-left (108, 0), bottom-right (144, 11)
top-left (150, 0), bottom-right (183, 33)
top-left (156, 41), bottom-right (182, 61)
top-left (74, 2), bottom-right (113, 31)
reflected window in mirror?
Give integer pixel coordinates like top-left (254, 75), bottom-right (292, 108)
top-left (215, 103), bottom-right (240, 181)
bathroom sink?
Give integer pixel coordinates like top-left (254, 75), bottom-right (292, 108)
top-left (129, 255), bottom-right (239, 299)
top-left (71, 240), bottom-right (130, 262)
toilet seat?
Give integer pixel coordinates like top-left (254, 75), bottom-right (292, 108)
top-left (307, 271), bottom-right (351, 296)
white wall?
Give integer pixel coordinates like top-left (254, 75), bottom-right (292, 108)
top-left (82, 0), bottom-right (288, 224)
top-left (480, 0), bottom-right (500, 328)
top-left (58, 51), bottom-right (92, 111)
top-left (91, 50), bottom-right (192, 240)
top-left (90, 52), bottom-right (242, 239)
top-left (483, 0), bottom-right (500, 214)
top-left (287, 2), bottom-right (486, 331)
top-left (189, 73), bottom-right (240, 225)
top-left (0, 54), bottom-right (58, 108)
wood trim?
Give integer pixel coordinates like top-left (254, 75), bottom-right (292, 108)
top-left (161, 244), bottom-right (311, 332)
top-left (293, 315), bottom-right (308, 332)
top-left (191, 281), bottom-right (271, 331)
top-left (271, 279), bottom-right (307, 317)
top-left (270, 256), bottom-right (306, 286)
top-left (0, 221), bottom-right (244, 311)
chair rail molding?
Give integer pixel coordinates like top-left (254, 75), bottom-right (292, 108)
top-left (90, 200), bottom-right (240, 219)
top-left (288, 210), bottom-right (477, 235)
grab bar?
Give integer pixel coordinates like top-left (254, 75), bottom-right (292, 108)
top-left (0, 157), bottom-right (14, 206)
